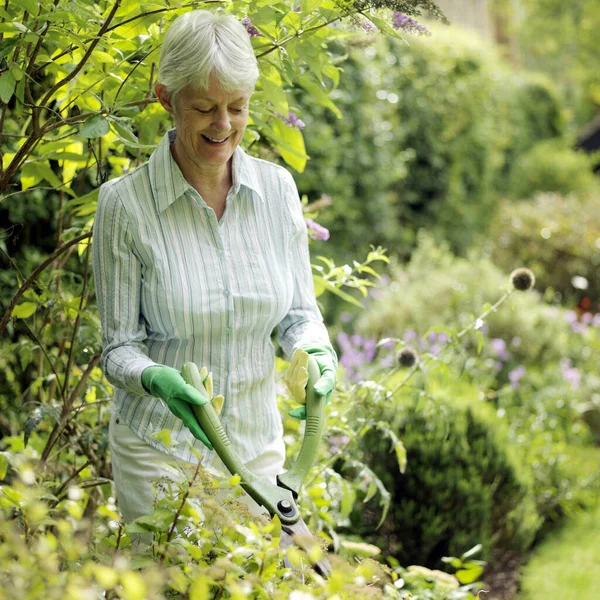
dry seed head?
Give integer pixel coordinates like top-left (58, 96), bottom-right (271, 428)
top-left (396, 347), bottom-right (417, 368)
top-left (510, 268), bottom-right (535, 291)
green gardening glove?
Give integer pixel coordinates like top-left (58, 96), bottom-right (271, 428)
top-left (142, 365), bottom-right (213, 450)
top-left (288, 343), bottom-right (338, 420)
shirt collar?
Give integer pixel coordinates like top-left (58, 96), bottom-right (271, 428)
top-left (148, 127), bottom-right (264, 214)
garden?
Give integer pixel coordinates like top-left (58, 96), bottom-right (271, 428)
top-left (1, 0), bottom-right (599, 598)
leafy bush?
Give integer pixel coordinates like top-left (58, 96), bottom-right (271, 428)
top-left (294, 24), bottom-right (568, 261)
top-left (508, 140), bottom-right (597, 199)
top-left (355, 232), bottom-right (573, 369)
top-left (347, 378), bottom-right (540, 568)
top-left (487, 191), bottom-right (600, 305)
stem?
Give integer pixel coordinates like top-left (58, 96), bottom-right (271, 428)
top-left (39, 354), bottom-right (101, 464)
top-left (0, 231), bottom-right (91, 337)
top-left (50, 460), bottom-right (92, 504)
top-left (63, 238), bottom-right (92, 402)
top-left (159, 460), bottom-right (202, 563)
top-left (388, 290), bottom-right (515, 398)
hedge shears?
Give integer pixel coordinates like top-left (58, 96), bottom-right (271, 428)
top-left (181, 356), bottom-right (332, 578)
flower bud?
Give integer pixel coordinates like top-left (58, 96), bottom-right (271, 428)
top-left (510, 268), bottom-right (535, 291)
top-left (396, 347), bottom-right (417, 368)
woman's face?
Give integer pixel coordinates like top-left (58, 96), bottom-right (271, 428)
top-left (157, 74), bottom-right (251, 172)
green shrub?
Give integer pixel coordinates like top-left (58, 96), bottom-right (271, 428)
top-left (488, 191), bottom-right (600, 304)
top-left (294, 25), bottom-right (568, 261)
top-left (356, 232), bottom-right (573, 368)
top-left (347, 380), bottom-right (541, 568)
top-left (508, 140), bottom-right (597, 199)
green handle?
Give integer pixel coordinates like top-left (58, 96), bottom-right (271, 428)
top-left (181, 362), bottom-right (299, 525)
top-left (276, 357), bottom-right (326, 498)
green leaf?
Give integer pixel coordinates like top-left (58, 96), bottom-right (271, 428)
top-left (340, 478), bottom-right (355, 519)
top-left (11, 0), bottom-right (38, 13)
top-left (0, 70), bottom-right (16, 104)
top-left (0, 38), bottom-right (19, 61)
top-left (461, 543), bottom-right (483, 560)
top-left (394, 440), bottom-right (407, 474)
top-left (270, 117), bottom-right (308, 172)
top-left (316, 276), bottom-right (364, 308)
top-left (12, 302), bottom-right (37, 319)
top-left (0, 453), bottom-right (8, 480)
top-left (455, 564), bottom-right (484, 584)
top-left (79, 115), bottom-right (110, 139)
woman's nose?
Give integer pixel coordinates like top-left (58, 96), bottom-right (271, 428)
top-left (212, 107), bottom-right (230, 131)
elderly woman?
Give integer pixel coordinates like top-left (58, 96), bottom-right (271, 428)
top-left (92, 9), bottom-right (337, 526)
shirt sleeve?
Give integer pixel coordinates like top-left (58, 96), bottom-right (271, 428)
top-left (91, 182), bottom-right (158, 396)
top-left (276, 171), bottom-right (335, 358)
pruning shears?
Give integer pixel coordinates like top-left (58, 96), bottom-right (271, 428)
top-left (181, 358), bottom-right (332, 578)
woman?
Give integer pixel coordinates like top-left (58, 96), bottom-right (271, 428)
top-left (92, 10), bottom-right (337, 527)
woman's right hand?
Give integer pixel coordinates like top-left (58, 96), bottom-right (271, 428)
top-left (141, 366), bottom-right (213, 450)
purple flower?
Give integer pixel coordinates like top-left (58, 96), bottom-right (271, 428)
top-left (404, 329), bottom-right (417, 341)
top-left (320, 193), bottom-right (332, 205)
top-left (329, 435), bottom-right (351, 455)
top-left (508, 365), bottom-right (526, 389)
top-left (391, 12), bottom-right (430, 36)
top-left (279, 111), bottom-right (305, 130)
top-left (304, 218), bottom-right (329, 241)
top-left (593, 313), bottom-right (600, 328)
top-left (362, 19), bottom-right (377, 34)
top-left (336, 332), bottom-right (378, 381)
top-left (560, 359), bottom-right (581, 390)
top-left (490, 338), bottom-right (510, 361)
top-left (242, 17), bottom-right (263, 37)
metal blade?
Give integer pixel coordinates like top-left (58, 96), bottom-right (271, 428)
top-left (280, 518), bottom-right (332, 578)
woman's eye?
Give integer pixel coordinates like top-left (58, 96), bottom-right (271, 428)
top-left (197, 108), bottom-right (212, 114)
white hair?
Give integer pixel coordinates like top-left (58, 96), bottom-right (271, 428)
top-left (156, 10), bottom-right (259, 108)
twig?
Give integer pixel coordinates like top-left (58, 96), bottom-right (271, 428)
top-left (158, 460), bottom-right (202, 563)
top-left (0, 231), bottom-right (91, 337)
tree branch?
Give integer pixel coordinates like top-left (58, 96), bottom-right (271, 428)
top-left (0, 231), bottom-right (92, 337)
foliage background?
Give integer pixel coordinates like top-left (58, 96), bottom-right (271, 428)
top-left (1, 0), bottom-right (600, 598)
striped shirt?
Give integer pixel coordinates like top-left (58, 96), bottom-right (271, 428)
top-left (92, 127), bottom-right (332, 464)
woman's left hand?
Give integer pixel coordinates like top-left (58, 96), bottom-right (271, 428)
top-left (288, 343), bottom-right (337, 420)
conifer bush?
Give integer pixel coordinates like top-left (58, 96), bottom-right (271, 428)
top-left (348, 389), bottom-right (541, 568)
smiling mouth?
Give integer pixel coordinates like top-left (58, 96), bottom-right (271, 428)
top-left (202, 134), bottom-right (231, 145)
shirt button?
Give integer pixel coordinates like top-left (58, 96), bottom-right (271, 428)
top-left (217, 248), bottom-right (224, 257)
top-left (224, 371), bottom-right (229, 378)
top-left (223, 289), bottom-right (230, 297)
top-left (225, 327), bottom-right (231, 335)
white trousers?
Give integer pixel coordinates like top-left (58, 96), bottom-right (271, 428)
top-left (108, 407), bottom-right (286, 527)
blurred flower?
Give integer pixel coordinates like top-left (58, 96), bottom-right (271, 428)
top-left (404, 329), bottom-right (417, 341)
top-left (565, 310), bottom-right (588, 333)
top-left (560, 358), bottom-right (581, 390)
top-left (337, 332), bottom-right (378, 381)
top-left (391, 12), bottom-right (430, 35)
top-left (490, 338), bottom-right (510, 361)
top-left (305, 218), bottom-right (330, 241)
top-left (320, 193), bottom-right (332, 205)
top-left (279, 111), bottom-right (305, 130)
top-left (508, 365), bottom-right (526, 389)
top-left (396, 347), bottom-right (417, 368)
top-left (510, 268), bottom-right (535, 291)
top-left (362, 18), bottom-right (377, 33)
top-left (593, 313), bottom-right (600, 327)
top-left (242, 17), bottom-right (263, 37)
top-left (328, 435), bottom-right (351, 455)
top-left (340, 311), bottom-right (353, 323)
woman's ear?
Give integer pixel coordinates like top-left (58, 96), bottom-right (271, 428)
top-left (155, 84), bottom-right (176, 115)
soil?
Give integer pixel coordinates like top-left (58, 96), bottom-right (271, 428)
top-left (480, 553), bottom-right (524, 600)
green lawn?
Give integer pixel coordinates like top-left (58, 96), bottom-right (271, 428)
top-left (517, 492), bottom-right (600, 599)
